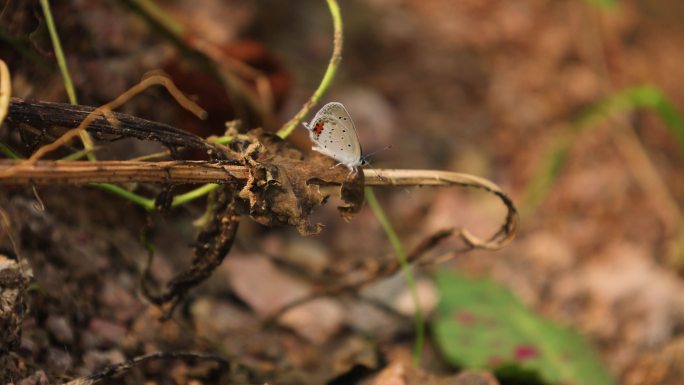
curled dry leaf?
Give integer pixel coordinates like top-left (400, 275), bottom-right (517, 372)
top-left (338, 170), bottom-right (366, 221)
top-left (1, 99), bottom-right (516, 251)
top-left (233, 130), bottom-right (361, 234)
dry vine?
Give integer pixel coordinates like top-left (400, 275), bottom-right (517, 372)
top-left (1, 96), bottom-right (518, 313)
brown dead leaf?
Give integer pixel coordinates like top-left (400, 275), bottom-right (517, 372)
top-left (372, 362), bottom-right (500, 385)
top-left (338, 169), bottom-right (366, 221)
top-left (234, 130), bottom-right (363, 234)
top-left (280, 298), bottom-right (346, 344)
top-left (224, 255), bottom-right (312, 317)
top-left (623, 336), bottom-right (684, 385)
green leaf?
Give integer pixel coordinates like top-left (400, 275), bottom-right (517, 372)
top-left (432, 271), bottom-right (614, 385)
top-left (576, 86), bottom-right (684, 152)
top-left (582, 0), bottom-right (618, 8)
top-left (524, 85), bottom-right (684, 212)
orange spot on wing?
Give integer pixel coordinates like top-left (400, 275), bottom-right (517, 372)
top-left (314, 121), bottom-right (325, 137)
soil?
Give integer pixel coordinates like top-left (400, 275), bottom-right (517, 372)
top-left (2, 0), bottom-right (684, 384)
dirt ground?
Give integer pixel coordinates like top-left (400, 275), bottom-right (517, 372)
top-left (2, 0), bottom-right (684, 384)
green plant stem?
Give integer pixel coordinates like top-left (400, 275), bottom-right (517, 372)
top-left (172, 183), bottom-right (221, 207)
top-left (524, 85), bottom-right (684, 214)
top-left (124, 0), bottom-right (185, 37)
top-left (90, 183), bottom-right (155, 211)
top-left (58, 147), bottom-right (97, 161)
top-left (100, 0), bottom-right (342, 208)
top-left (90, 183), bottom-right (222, 211)
top-left (40, 0), bottom-right (164, 207)
top-left (276, 0), bottom-right (343, 139)
top-left (365, 187), bottom-right (424, 367)
top-left (40, 0), bottom-right (78, 105)
top-left (39, 0), bottom-right (97, 162)
top-left (0, 143), bottom-right (21, 159)
top-left (88, 0), bottom-right (341, 208)
top-left (208, 135), bottom-right (234, 145)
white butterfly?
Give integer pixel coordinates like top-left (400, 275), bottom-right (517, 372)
top-left (303, 102), bottom-right (365, 171)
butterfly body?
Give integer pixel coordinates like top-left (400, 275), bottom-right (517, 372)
top-left (303, 102), bottom-right (364, 171)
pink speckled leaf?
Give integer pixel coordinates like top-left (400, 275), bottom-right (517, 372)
top-left (432, 271), bottom-right (613, 385)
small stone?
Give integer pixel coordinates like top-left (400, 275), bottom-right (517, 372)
top-left (82, 349), bottom-right (126, 372)
top-left (45, 315), bottom-right (74, 344)
top-left (47, 347), bottom-right (73, 372)
top-left (17, 370), bottom-right (49, 385)
top-left (88, 318), bottom-right (128, 347)
top-left (280, 298), bottom-right (346, 344)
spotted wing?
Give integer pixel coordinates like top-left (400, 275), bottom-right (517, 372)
top-left (306, 102), bottom-right (362, 168)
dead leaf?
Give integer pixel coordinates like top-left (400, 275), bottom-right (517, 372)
top-left (233, 130), bottom-right (365, 234)
top-left (372, 362), bottom-right (500, 385)
top-left (338, 169), bottom-right (365, 221)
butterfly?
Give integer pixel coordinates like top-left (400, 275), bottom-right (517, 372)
top-left (303, 102), bottom-right (366, 172)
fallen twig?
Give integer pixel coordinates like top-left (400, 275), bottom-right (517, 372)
top-left (7, 97), bottom-right (216, 155)
top-left (0, 159), bottom-right (517, 246)
top-left (62, 351), bottom-right (231, 385)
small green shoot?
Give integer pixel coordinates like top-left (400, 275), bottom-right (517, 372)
top-left (582, 0), bottom-right (618, 8)
top-left (365, 187), bottom-right (424, 366)
top-left (525, 85), bottom-right (684, 212)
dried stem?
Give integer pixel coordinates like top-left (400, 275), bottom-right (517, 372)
top-left (0, 75), bottom-right (206, 178)
top-left (0, 160), bottom-right (246, 184)
top-left (0, 161), bottom-right (499, 187)
top-left (0, 161), bottom-right (518, 249)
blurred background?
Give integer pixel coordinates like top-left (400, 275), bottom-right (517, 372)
top-left (2, 0), bottom-right (684, 384)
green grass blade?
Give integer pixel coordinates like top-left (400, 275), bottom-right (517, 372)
top-left (525, 85), bottom-right (684, 212)
top-left (365, 187), bottom-right (424, 366)
top-left (583, 0), bottom-right (618, 8)
top-left (89, 183), bottom-right (155, 211)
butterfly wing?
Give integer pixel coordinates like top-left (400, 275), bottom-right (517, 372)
top-left (305, 102), bottom-right (362, 169)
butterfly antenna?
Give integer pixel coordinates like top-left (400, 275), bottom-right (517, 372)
top-left (362, 144), bottom-right (392, 161)
top-left (360, 145), bottom-right (393, 184)
top-left (361, 159), bottom-right (390, 184)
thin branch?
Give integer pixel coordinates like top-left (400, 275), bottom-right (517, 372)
top-left (276, 0), bottom-right (343, 139)
top-left (0, 161), bottom-right (517, 241)
top-left (7, 98), bottom-right (212, 152)
top-left (0, 75), bottom-right (209, 178)
top-left (0, 160), bottom-right (247, 184)
top-left (62, 351), bottom-right (231, 385)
